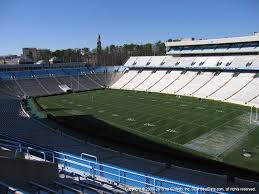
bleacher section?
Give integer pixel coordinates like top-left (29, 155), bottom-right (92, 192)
top-left (111, 70), bottom-right (139, 89)
top-left (177, 72), bottom-right (215, 96)
top-left (148, 70), bottom-right (183, 92)
top-left (0, 66), bottom-right (125, 97)
top-left (111, 55), bottom-right (259, 107)
top-left (124, 55), bottom-right (259, 69)
top-left (122, 70), bottom-right (153, 90)
top-left (135, 70), bottom-right (167, 91)
top-left (162, 71), bottom-right (198, 94)
top-left (211, 73), bottom-right (255, 100)
top-left (194, 72), bottom-right (234, 98)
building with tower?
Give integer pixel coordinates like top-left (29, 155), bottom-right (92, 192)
top-left (96, 34), bottom-right (102, 65)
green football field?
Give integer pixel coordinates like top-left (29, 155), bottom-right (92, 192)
top-left (36, 89), bottom-right (259, 172)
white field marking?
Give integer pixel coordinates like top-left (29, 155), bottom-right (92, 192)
top-left (216, 109), bottom-right (224, 113)
top-left (171, 125), bottom-right (200, 140)
top-left (178, 109), bottom-right (239, 140)
top-left (86, 107), bottom-right (92, 110)
top-left (88, 94), bottom-right (208, 128)
top-left (186, 107), bottom-right (236, 127)
top-left (112, 114), bottom-right (119, 117)
top-left (74, 96), bottom-right (206, 135)
top-left (98, 110), bottom-right (105, 113)
top-left (200, 109), bottom-right (238, 127)
top-left (103, 115), bottom-right (182, 146)
top-left (184, 113), bottom-right (258, 158)
top-left (64, 110), bottom-right (83, 115)
top-left (156, 122), bottom-right (189, 138)
top-left (126, 118), bottom-right (135, 122)
top-left (153, 102), bottom-right (210, 128)
top-left (41, 105), bottom-right (47, 109)
top-left (166, 129), bottom-right (178, 133)
top-left (152, 99), bottom-right (157, 102)
top-left (144, 123), bottom-right (155, 127)
top-left (77, 104), bottom-right (83, 107)
top-left (119, 91), bottom-right (241, 114)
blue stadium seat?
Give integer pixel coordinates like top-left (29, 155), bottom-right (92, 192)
top-left (32, 69), bottom-right (49, 78)
top-left (12, 70), bottom-right (33, 79)
top-left (47, 69), bottom-right (68, 76)
top-left (0, 71), bottom-right (12, 80)
top-left (78, 67), bottom-right (91, 74)
top-left (91, 66), bottom-right (107, 73)
top-left (62, 68), bottom-right (80, 76)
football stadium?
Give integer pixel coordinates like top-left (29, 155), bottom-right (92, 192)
top-left (1, 0), bottom-right (259, 193)
top-left (1, 32), bottom-right (259, 193)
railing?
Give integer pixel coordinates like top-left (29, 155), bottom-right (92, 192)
top-left (81, 152), bottom-right (98, 163)
top-left (0, 135), bottom-right (227, 194)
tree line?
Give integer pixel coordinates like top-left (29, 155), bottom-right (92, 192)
top-left (40, 41), bottom-right (166, 66)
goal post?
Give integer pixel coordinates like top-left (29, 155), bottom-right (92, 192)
top-left (250, 106), bottom-right (258, 125)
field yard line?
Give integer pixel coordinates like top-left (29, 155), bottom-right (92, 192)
top-left (200, 110), bottom-right (241, 127)
top-left (109, 96), bottom-right (213, 128)
top-left (156, 123), bottom-right (188, 137)
top-left (100, 91), bottom-right (231, 124)
top-left (87, 113), bottom-right (183, 147)
top-left (90, 99), bottom-right (208, 129)
top-left (43, 94), bottom-right (215, 144)
top-left (41, 95), bottom-right (185, 146)
top-left (107, 90), bottom-right (247, 112)
top-left (170, 125), bottom-right (201, 140)
top-left (139, 102), bottom-right (210, 127)
top-left (188, 109), bottom-right (238, 128)
top-left (104, 92), bottom-right (245, 128)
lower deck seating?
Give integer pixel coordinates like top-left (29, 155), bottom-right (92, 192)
top-left (111, 70), bottom-right (139, 89)
top-left (122, 70), bottom-right (152, 90)
top-left (0, 70), bottom-right (123, 98)
top-left (0, 80), bottom-right (24, 97)
top-left (17, 79), bottom-right (47, 96)
top-left (111, 69), bottom-right (259, 107)
top-left (37, 77), bottom-right (63, 94)
top-left (147, 70), bottom-right (183, 92)
top-left (162, 71), bottom-right (198, 94)
top-left (135, 70), bottom-right (167, 91)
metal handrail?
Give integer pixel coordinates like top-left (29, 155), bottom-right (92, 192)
top-left (27, 147), bottom-right (46, 161)
top-left (0, 135), bottom-right (227, 194)
top-left (81, 153), bottom-right (97, 163)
